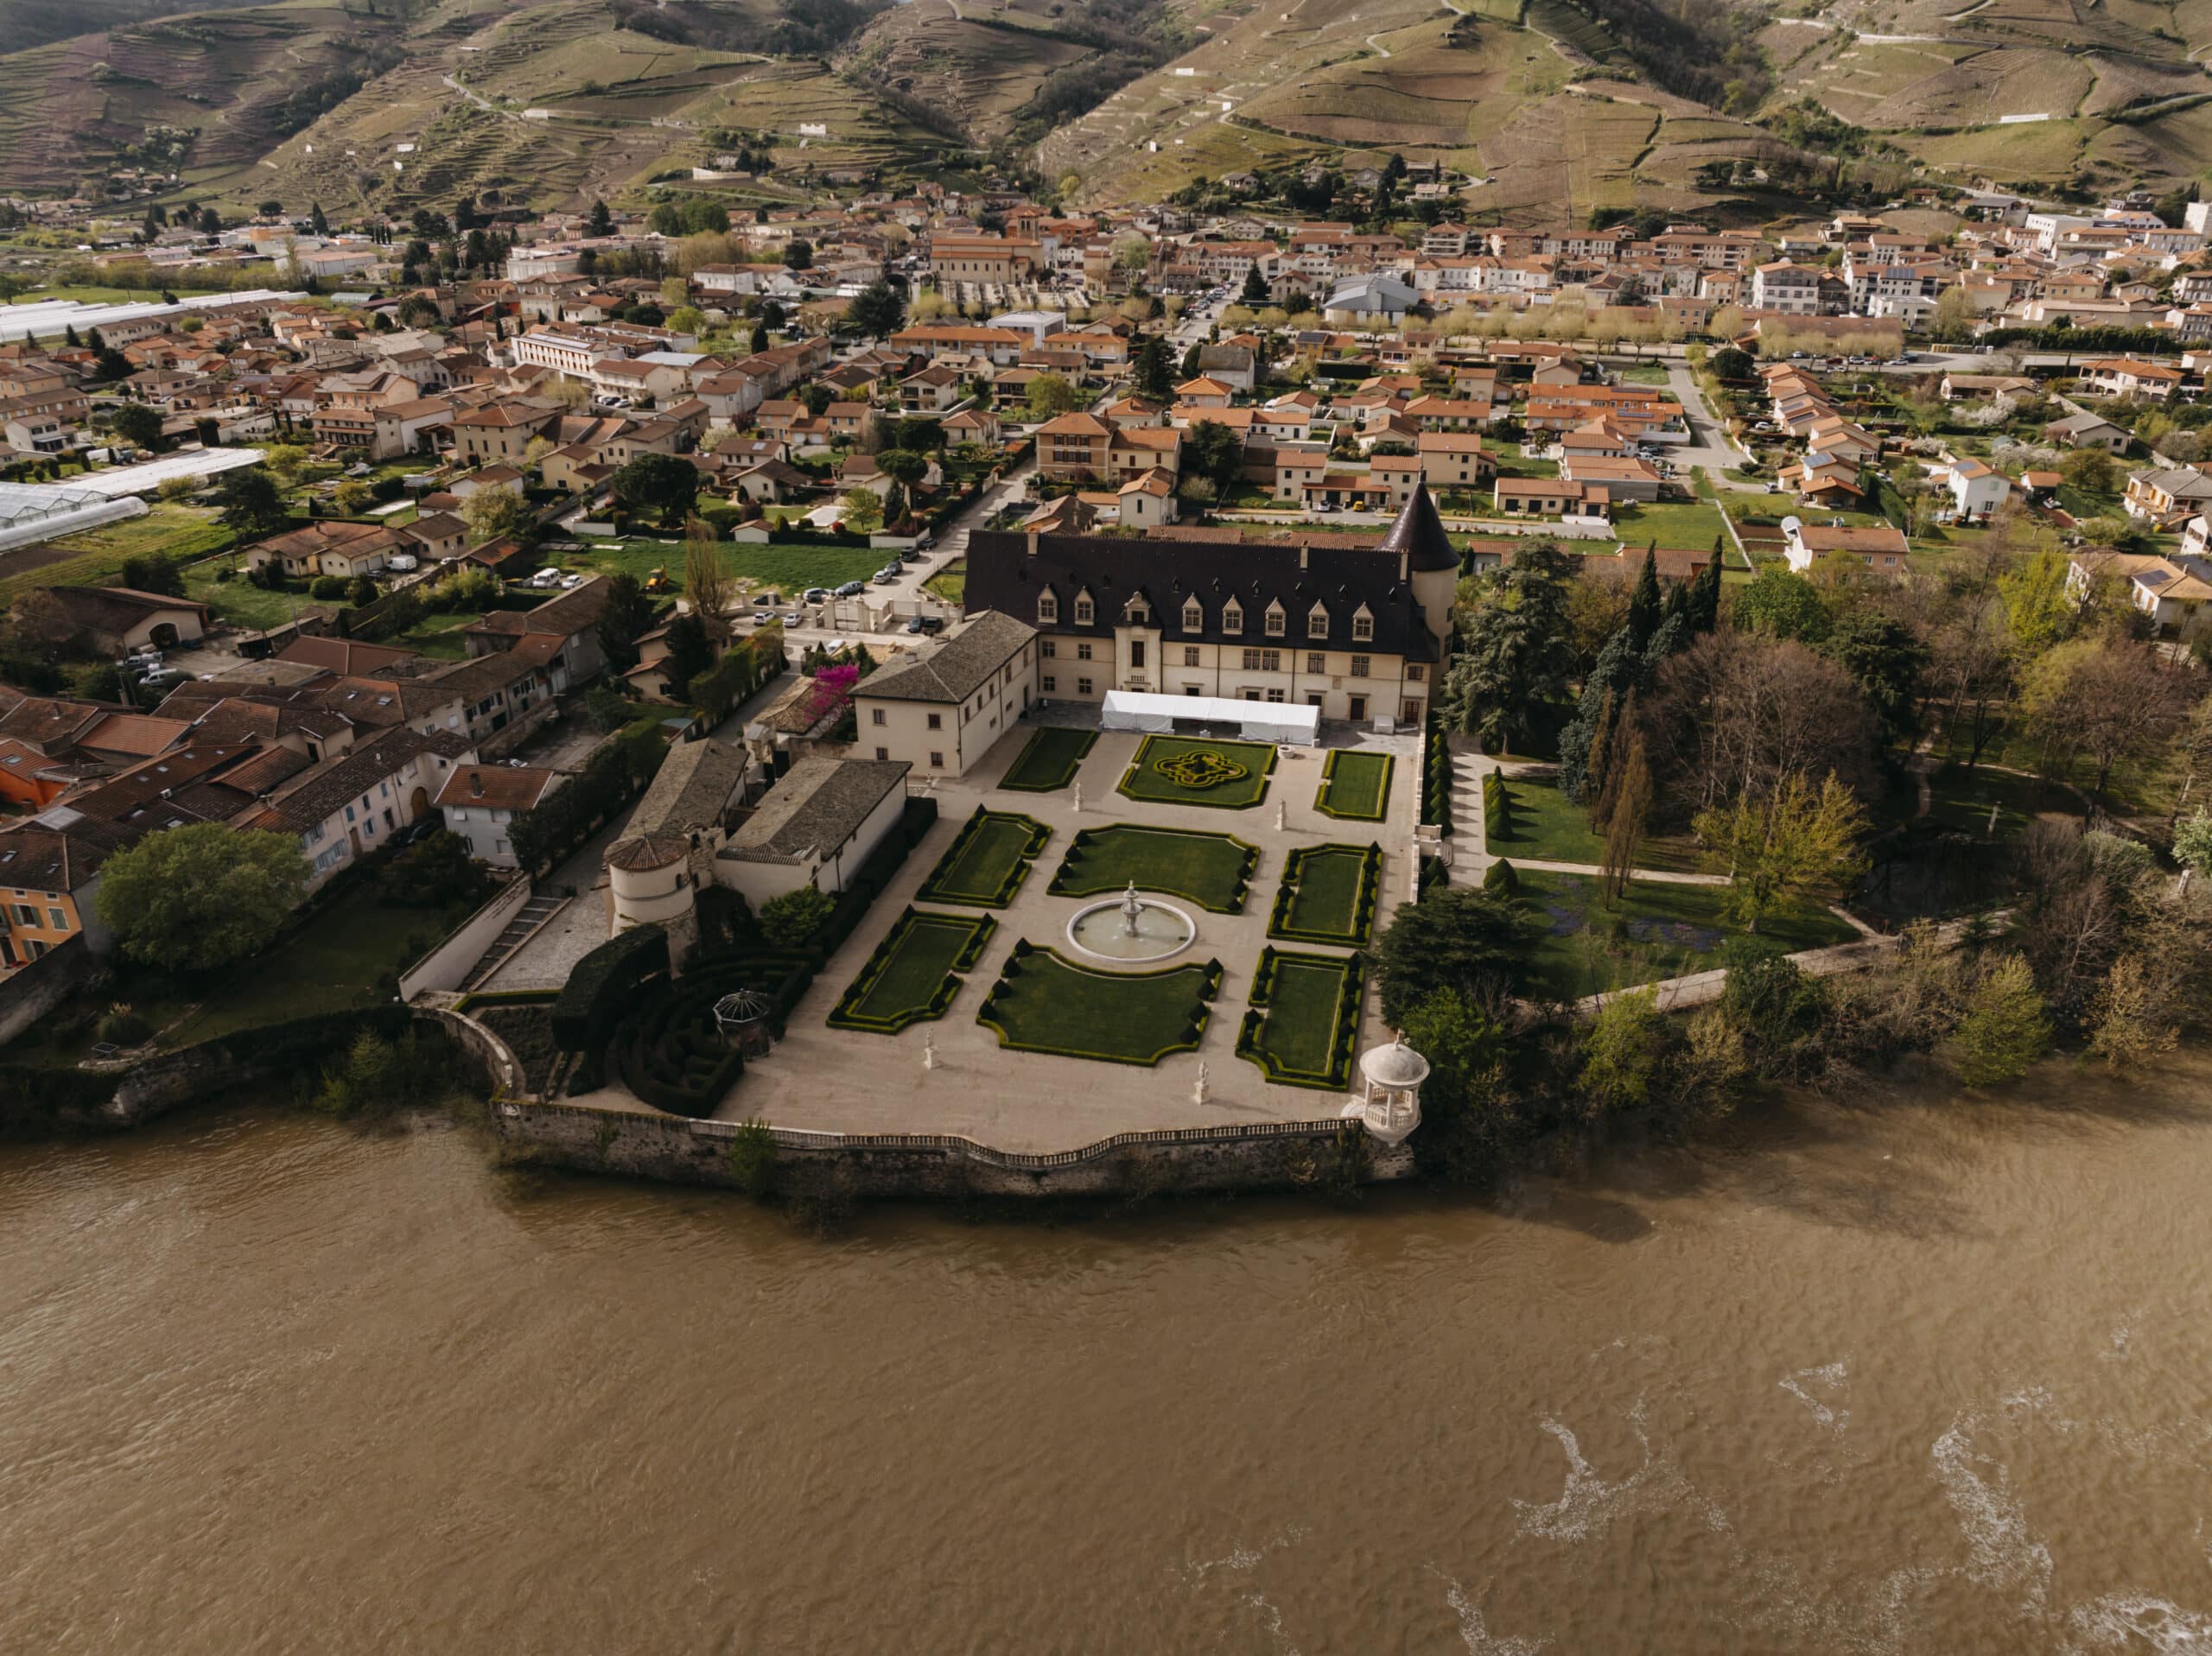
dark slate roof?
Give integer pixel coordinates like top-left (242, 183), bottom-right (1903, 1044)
top-left (628, 736), bottom-right (747, 841)
top-left (856, 611), bottom-right (1035, 705)
top-left (1376, 482), bottom-right (1459, 574)
top-left (721, 757), bottom-right (910, 866)
top-left (963, 530), bottom-right (1442, 663)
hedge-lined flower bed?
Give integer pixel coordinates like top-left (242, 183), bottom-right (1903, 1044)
top-left (914, 808), bottom-right (1051, 909)
top-left (976, 941), bottom-right (1222, 1066)
top-left (1236, 947), bottom-right (1365, 1090)
top-left (827, 907), bottom-right (997, 1033)
top-left (1047, 823), bottom-right (1258, 913)
top-left (1315, 749), bottom-right (1394, 822)
top-left (996, 726), bottom-right (1096, 792)
top-left (1268, 841), bottom-right (1382, 948)
top-left (1116, 735), bottom-right (1277, 810)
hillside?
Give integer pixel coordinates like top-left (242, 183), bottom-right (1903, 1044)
top-left (1, 0), bottom-right (288, 56)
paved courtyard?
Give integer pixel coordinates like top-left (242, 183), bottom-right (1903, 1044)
top-left (697, 719), bottom-right (1423, 1154)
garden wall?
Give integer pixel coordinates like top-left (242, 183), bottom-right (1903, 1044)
top-left (397, 876), bottom-right (535, 999)
top-left (487, 1098), bottom-right (1415, 1199)
top-left (0, 935), bottom-right (100, 1048)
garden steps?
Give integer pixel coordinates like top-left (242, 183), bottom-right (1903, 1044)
top-left (461, 893), bottom-right (571, 992)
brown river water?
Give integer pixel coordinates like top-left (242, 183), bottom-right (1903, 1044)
top-left (7, 1054), bottom-right (2212, 1654)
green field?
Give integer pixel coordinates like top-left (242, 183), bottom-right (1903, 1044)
top-left (1484, 771), bottom-right (1702, 872)
top-left (0, 504), bottom-right (237, 605)
top-left (385, 612), bottom-right (481, 661)
top-left (1237, 949), bottom-right (1363, 1090)
top-left (914, 810), bottom-right (1049, 909)
top-left (1316, 749), bottom-right (1393, 822)
top-left (976, 949), bottom-right (1215, 1066)
top-left (1517, 870), bottom-right (1857, 999)
top-left (1049, 824), bottom-right (1257, 913)
top-left (1116, 735), bottom-right (1277, 811)
top-left (571, 537), bottom-right (885, 595)
top-left (1270, 843), bottom-right (1379, 948)
top-left (996, 726), bottom-right (1096, 793)
top-left (827, 910), bottom-right (995, 1034)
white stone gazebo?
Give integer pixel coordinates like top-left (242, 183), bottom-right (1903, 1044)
top-left (1344, 1035), bottom-right (1428, 1145)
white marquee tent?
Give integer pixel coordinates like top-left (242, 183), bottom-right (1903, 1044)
top-left (1098, 689), bottom-right (1319, 746)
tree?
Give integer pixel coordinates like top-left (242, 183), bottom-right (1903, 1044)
top-left (1441, 543), bottom-right (1580, 753)
top-left (2085, 954), bottom-right (2178, 1072)
top-left (1131, 335), bottom-right (1176, 403)
top-left (94, 825), bottom-right (308, 972)
top-left (1998, 547), bottom-right (2074, 660)
top-left (1732, 565), bottom-right (1830, 644)
top-left (1950, 954), bottom-right (2050, 1086)
top-left (213, 466), bottom-right (289, 536)
top-left (682, 517), bottom-right (730, 623)
top-left (1399, 987), bottom-right (1516, 1179)
top-left (1930, 282), bottom-right (1976, 345)
top-left (875, 447), bottom-right (930, 492)
top-left (1709, 346), bottom-right (1754, 381)
top-left (585, 680), bottom-right (631, 733)
top-left (1625, 543), bottom-right (1662, 653)
top-left (781, 238), bottom-right (814, 270)
top-left (310, 200), bottom-right (329, 237)
top-left (1599, 729), bottom-right (1652, 906)
top-left (117, 554), bottom-right (184, 598)
top-left (2021, 638), bottom-right (2190, 798)
top-left (1239, 264), bottom-right (1271, 305)
top-left (596, 570), bottom-right (655, 669)
top-left (1579, 987), bottom-right (1667, 1116)
top-left (1181, 419), bottom-right (1244, 493)
top-left (588, 199), bottom-right (614, 237)
top-left (846, 279), bottom-right (906, 339)
top-left (92, 345), bottom-right (133, 383)
top-left (1025, 373), bottom-right (1081, 420)
top-left (1694, 771), bottom-right (1870, 934)
top-left (2062, 446), bottom-right (2117, 494)
top-left (612, 452), bottom-right (699, 526)
top-left (2177, 809), bottom-right (2212, 885)
top-left (333, 479), bottom-right (374, 516)
top-left (759, 884), bottom-right (833, 948)
top-left (106, 402), bottom-right (165, 453)
top-left (840, 488), bottom-right (885, 534)
top-left (462, 487), bottom-right (531, 546)
top-left (1371, 885), bottom-right (1544, 1021)
top-left (346, 574), bottom-right (378, 607)
top-left (1818, 609), bottom-right (1927, 746)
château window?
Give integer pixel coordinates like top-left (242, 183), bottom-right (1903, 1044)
top-left (1352, 613), bottom-right (1375, 642)
top-left (1407, 663), bottom-right (1425, 683)
top-left (1038, 592), bottom-right (1058, 625)
top-left (1264, 604), bottom-right (1286, 637)
top-left (1307, 609), bottom-right (1329, 639)
top-left (1040, 639), bottom-right (1057, 657)
top-left (1182, 600), bottom-right (1203, 631)
top-left (1183, 646), bottom-right (1201, 667)
top-left (1305, 652), bottom-right (1325, 675)
top-left (1074, 595), bottom-right (1095, 625)
top-left (1127, 600), bottom-right (1150, 625)
top-left (1350, 656), bottom-right (1370, 678)
top-left (1077, 643), bottom-right (1094, 661)
top-left (1222, 602), bottom-right (1243, 634)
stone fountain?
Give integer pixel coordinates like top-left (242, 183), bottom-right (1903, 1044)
top-left (1065, 879), bottom-right (1198, 966)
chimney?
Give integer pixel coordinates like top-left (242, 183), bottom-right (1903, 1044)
top-left (1398, 549), bottom-right (1408, 581)
top-left (1026, 529), bottom-right (1039, 558)
top-left (470, 770), bottom-right (484, 797)
top-left (1299, 545), bottom-right (1308, 570)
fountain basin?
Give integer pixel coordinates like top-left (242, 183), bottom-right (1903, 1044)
top-left (1064, 896), bottom-right (1198, 967)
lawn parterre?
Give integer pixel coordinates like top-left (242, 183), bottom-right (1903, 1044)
top-left (1315, 749), bottom-right (1393, 822)
top-left (914, 809), bottom-right (1051, 908)
top-left (976, 941), bottom-right (1221, 1065)
top-left (1236, 947), bottom-right (1364, 1090)
top-left (1268, 841), bottom-right (1382, 948)
top-left (1484, 771), bottom-right (1702, 872)
top-left (1516, 870), bottom-right (1858, 999)
top-left (827, 908), bottom-right (997, 1033)
top-left (1116, 734), bottom-right (1277, 810)
top-left (1048, 823), bottom-right (1259, 912)
top-left (996, 726), bottom-right (1096, 793)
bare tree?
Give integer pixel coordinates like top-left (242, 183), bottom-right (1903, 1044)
top-left (2020, 638), bottom-right (2190, 799)
top-left (682, 516), bottom-right (731, 625)
top-left (1644, 634), bottom-right (1879, 821)
top-left (1600, 731), bottom-right (1652, 907)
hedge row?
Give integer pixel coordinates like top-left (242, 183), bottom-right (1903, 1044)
top-left (1236, 949), bottom-right (1367, 1091)
top-left (1422, 714), bottom-right (1453, 834)
top-left (1051, 826), bottom-right (1260, 913)
top-left (611, 979), bottom-right (747, 1117)
top-left (551, 923), bottom-right (670, 1059)
top-left (826, 907), bottom-right (997, 1034)
top-left (913, 808), bottom-right (1052, 909)
top-left (1315, 750), bottom-right (1394, 823)
top-left (1267, 841), bottom-right (1382, 948)
top-left (1482, 771), bottom-right (1516, 841)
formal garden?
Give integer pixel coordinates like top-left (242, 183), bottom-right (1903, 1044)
top-left (1116, 735), bottom-right (1278, 810)
top-left (827, 909), bottom-right (997, 1034)
top-left (1516, 869), bottom-right (1858, 999)
top-left (996, 726), bottom-right (1096, 792)
top-left (1268, 842), bottom-right (1382, 949)
top-left (1047, 824), bottom-right (1259, 912)
top-left (975, 942), bottom-right (1223, 1066)
top-left (1314, 750), bottom-right (1394, 822)
top-left (914, 809), bottom-right (1052, 908)
top-left (1235, 947), bottom-right (1365, 1090)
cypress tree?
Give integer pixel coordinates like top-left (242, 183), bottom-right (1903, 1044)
top-left (1687, 540), bottom-right (1724, 634)
top-left (1625, 542), bottom-right (1662, 653)
top-left (1583, 686), bottom-right (1617, 831)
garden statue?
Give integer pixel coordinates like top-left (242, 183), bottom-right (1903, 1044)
top-left (1193, 1061), bottom-right (1209, 1106)
top-left (1071, 780), bottom-right (1083, 814)
top-left (923, 1032), bottom-right (937, 1071)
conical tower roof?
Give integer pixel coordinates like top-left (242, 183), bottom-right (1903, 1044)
top-left (1376, 480), bottom-right (1459, 573)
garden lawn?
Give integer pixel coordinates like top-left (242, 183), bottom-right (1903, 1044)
top-left (1239, 949), bottom-right (1362, 1089)
top-left (978, 949), bottom-right (1214, 1065)
top-left (1117, 734), bottom-right (1276, 810)
top-left (997, 726), bottom-right (1096, 792)
top-left (915, 811), bottom-right (1048, 907)
top-left (1049, 824), bottom-right (1256, 912)
top-left (1484, 771), bottom-right (1702, 872)
top-left (1317, 749), bottom-right (1392, 822)
top-left (923, 560), bottom-right (966, 602)
top-left (1271, 843), bottom-right (1377, 947)
top-left (1923, 764), bottom-right (2077, 841)
top-left (179, 562), bottom-right (302, 631)
top-left (0, 504), bottom-right (235, 603)
top-left (1516, 870), bottom-right (1857, 999)
top-left (828, 911), bottom-right (993, 1032)
top-left (385, 611), bottom-right (481, 661)
top-left (572, 537), bottom-right (885, 593)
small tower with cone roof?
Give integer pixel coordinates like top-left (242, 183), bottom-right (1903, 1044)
top-left (1376, 481), bottom-right (1460, 653)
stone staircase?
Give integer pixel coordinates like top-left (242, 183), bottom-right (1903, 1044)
top-left (460, 892), bottom-right (569, 993)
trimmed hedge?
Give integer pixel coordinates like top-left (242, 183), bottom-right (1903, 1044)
top-left (913, 807), bottom-right (1052, 909)
top-left (1315, 749), bottom-right (1394, 822)
top-left (611, 979), bottom-right (747, 1117)
top-left (1048, 823), bottom-right (1260, 913)
top-left (1482, 771), bottom-right (1514, 841)
top-left (1268, 841), bottom-right (1382, 948)
top-left (1236, 948), bottom-right (1366, 1090)
top-left (551, 923), bottom-right (670, 1057)
top-left (975, 948), bottom-right (1219, 1066)
top-left (1422, 713), bottom-right (1453, 834)
top-left (827, 906), bottom-right (997, 1033)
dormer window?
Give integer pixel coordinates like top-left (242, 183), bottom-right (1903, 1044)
top-left (1126, 596), bottom-right (1150, 625)
top-left (1073, 590), bottom-right (1095, 625)
top-left (1352, 608), bottom-right (1375, 643)
top-left (1307, 605), bottom-right (1330, 640)
top-left (1222, 600), bottom-right (1243, 635)
top-left (1264, 600), bottom-right (1286, 637)
top-left (1182, 599), bottom-right (1203, 631)
top-left (1037, 588), bottom-right (1058, 625)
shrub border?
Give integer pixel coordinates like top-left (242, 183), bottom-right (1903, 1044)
top-left (827, 906), bottom-right (998, 1034)
top-left (912, 807), bottom-right (1052, 909)
top-left (997, 726), bottom-right (1097, 792)
top-left (1115, 733), bottom-right (1280, 811)
top-left (1267, 840), bottom-right (1382, 947)
top-left (1315, 749), bottom-right (1394, 822)
top-left (975, 941), bottom-right (1223, 1067)
top-left (1046, 822), bottom-right (1260, 913)
top-left (1236, 946), bottom-right (1366, 1091)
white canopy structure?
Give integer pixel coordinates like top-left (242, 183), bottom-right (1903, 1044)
top-left (1097, 690), bottom-right (1319, 746)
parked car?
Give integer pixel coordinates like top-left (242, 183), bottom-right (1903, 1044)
top-left (530, 567), bottom-right (563, 587)
top-left (559, 573), bottom-right (583, 588)
top-left (802, 587), bottom-right (831, 603)
top-left (834, 580), bottom-right (868, 597)
top-left (752, 593), bottom-right (776, 608)
top-left (904, 614), bottom-right (947, 635)
top-left (387, 553), bottom-right (419, 572)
